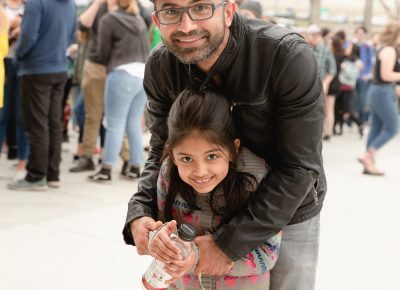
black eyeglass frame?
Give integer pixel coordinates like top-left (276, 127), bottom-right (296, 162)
top-left (153, 1), bottom-right (230, 25)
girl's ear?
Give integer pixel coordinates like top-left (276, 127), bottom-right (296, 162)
top-left (234, 138), bottom-right (240, 152)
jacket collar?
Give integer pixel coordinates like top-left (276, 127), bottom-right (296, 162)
top-left (188, 13), bottom-right (244, 90)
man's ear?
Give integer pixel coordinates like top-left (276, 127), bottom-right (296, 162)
top-left (234, 138), bottom-right (240, 152)
top-left (152, 12), bottom-right (161, 28)
top-left (224, 0), bottom-right (237, 27)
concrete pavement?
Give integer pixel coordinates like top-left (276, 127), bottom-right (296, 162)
top-left (0, 128), bottom-right (399, 290)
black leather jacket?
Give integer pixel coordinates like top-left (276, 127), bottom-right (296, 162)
top-left (123, 14), bottom-right (327, 261)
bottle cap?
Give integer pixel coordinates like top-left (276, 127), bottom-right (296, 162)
top-left (177, 224), bottom-right (196, 242)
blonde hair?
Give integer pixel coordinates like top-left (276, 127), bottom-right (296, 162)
top-left (117, 0), bottom-right (139, 14)
top-left (380, 21), bottom-right (400, 47)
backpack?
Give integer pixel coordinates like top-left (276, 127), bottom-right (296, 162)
top-left (338, 60), bottom-right (360, 89)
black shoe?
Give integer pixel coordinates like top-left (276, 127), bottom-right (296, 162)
top-left (120, 161), bottom-right (129, 175)
top-left (121, 165), bottom-right (141, 180)
top-left (69, 157), bottom-right (95, 172)
top-left (88, 167), bottom-right (111, 183)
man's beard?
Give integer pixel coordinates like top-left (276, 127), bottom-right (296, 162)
top-left (165, 27), bottom-right (225, 64)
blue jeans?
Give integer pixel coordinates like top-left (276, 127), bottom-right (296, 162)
top-left (270, 214), bottom-right (320, 290)
top-left (103, 70), bottom-right (146, 167)
top-left (366, 84), bottom-right (399, 150)
top-left (356, 78), bottom-right (371, 125)
top-left (0, 58), bottom-right (29, 160)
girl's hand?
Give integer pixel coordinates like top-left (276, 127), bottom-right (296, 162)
top-left (148, 220), bottom-right (182, 263)
top-left (164, 246), bottom-right (198, 285)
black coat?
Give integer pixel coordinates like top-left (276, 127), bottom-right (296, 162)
top-left (123, 14), bottom-right (326, 261)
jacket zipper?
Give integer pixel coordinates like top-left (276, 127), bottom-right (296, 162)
top-left (313, 180), bottom-right (319, 206)
top-left (230, 98), bottom-right (269, 111)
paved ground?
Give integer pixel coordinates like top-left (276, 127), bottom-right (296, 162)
top-left (0, 126), bottom-right (399, 290)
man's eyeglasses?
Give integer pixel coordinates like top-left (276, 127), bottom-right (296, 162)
top-left (154, 1), bottom-right (229, 25)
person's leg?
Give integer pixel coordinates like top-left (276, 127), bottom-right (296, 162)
top-left (14, 74), bottom-right (29, 179)
top-left (89, 71), bottom-right (132, 182)
top-left (126, 76), bottom-right (147, 169)
top-left (366, 86), bottom-right (399, 150)
top-left (70, 61), bottom-right (105, 172)
top-left (47, 73), bottom-right (68, 182)
top-left (21, 75), bottom-right (51, 181)
top-left (0, 58), bottom-right (13, 151)
top-left (102, 71), bottom-right (133, 167)
top-left (81, 60), bottom-right (106, 156)
top-left (270, 214), bottom-right (320, 290)
top-left (324, 95), bottom-right (336, 139)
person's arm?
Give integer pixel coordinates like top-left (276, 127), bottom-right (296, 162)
top-left (15, 0), bottom-right (41, 59)
top-left (79, 0), bottom-right (106, 29)
top-left (322, 49), bottom-right (336, 94)
top-left (379, 46), bottom-right (400, 82)
top-left (211, 35), bottom-right (324, 262)
top-left (97, 15), bottom-right (112, 65)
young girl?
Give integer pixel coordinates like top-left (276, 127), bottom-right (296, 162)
top-left (149, 89), bottom-right (281, 290)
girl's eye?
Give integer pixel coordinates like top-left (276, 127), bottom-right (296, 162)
top-left (181, 156), bottom-right (192, 163)
top-left (207, 154), bottom-right (218, 160)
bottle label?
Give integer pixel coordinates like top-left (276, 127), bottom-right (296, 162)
top-left (142, 259), bottom-right (171, 289)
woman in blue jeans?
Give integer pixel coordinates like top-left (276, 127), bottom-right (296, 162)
top-left (358, 22), bottom-right (400, 175)
top-left (88, 0), bottom-right (149, 182)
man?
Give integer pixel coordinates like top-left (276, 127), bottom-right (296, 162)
top-left (8, 0), bottom-right (76, 190)
top-left (69, 0), bottom-right (108, 173)
top-left (354, 26), bottom-right (373, 126)
top-left (238, 0), bottom-right (262, 19)
top-left (123, 1), bottom-right (326, 289)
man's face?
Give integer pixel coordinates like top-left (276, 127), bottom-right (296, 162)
top-left (355, 28), bottom-right (366, 42)
top-left (153, 0), bottom-right (235, 65)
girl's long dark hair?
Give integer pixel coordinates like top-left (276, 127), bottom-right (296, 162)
top-left (163, 89), bottom-right (257, 223)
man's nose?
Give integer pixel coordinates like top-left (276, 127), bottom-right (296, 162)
top-left (177, 11), bottom-right (197, 33)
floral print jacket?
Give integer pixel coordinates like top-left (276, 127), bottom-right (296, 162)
top-left (156, 147), bottom-right (282, 290)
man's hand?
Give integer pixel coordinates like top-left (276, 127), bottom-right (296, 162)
top-left (194, 235), bottom-right (234, 276)
top-left (130, 217), bottom-right (162, 255)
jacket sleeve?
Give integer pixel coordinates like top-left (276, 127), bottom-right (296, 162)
top-left (213, 36), bottom-right (324, 260)
top-left (97, 16), bottom-right (112, 65)
top-left (15, 0), bottom-right (41, 60)
top-left (122, 51), bottom-right (173, 245)
top-left (228, 231), bottom-right (281, 276)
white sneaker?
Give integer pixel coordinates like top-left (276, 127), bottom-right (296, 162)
top-left (13, 170), bottom-right (27, 181)
top-left (47, 181), bottom-right (60, 188)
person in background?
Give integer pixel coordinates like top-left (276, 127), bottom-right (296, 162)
top-left (0, 3), bottom-right (8, 112)
top-left (327, 30), bottom-right (346, 138)
top-left (358, 21), bottom-right (400, 175)
top-left (0, 0), bottom-right (28, 181)
top-left (88, 0), bottom-right (149, 183)
top-left (7, 0), bottom-right (76, 191)
top-left (69, 0), bottom-right (108, 173)
top-left (307, 24), bottom-right (337, 140)
top-left (238, 0), bottom-right (262, 19)
top-left (354, 26), bottom-right (374, 127)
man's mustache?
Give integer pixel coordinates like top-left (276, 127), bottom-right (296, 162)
top-left (171, 30), bottom-right (209, 40)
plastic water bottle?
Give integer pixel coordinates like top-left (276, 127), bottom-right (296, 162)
top-left (142, 223), bottom-right (197, 290)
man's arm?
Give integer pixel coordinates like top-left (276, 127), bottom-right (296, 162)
top-left (213, 36), bottom-right (325, 261)
top-left (78, 0), bottom-right (106, 29)
top-left (15, 0), bottom-right (41, 60)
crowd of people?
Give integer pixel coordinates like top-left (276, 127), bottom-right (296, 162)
top-left (0, 0), bottom-right (399, 289)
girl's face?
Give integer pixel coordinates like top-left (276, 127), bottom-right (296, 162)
top-left (172, 132), bottom-right (239, 194)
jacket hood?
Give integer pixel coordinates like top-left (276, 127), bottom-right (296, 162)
top-left (110, 10), bottom-right (146, 34)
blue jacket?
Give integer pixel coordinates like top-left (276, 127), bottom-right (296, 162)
top-left (15, 0), bottom-right (76, 76)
